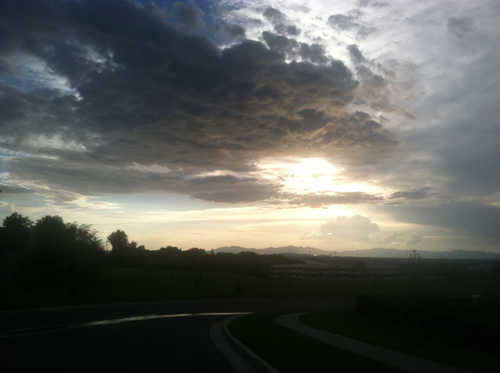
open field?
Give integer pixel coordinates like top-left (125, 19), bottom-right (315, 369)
top-left (3, 266), bottom-right (500, 309)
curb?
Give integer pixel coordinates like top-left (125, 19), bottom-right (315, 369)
top-left (220, 315), bottom-right (279, 373)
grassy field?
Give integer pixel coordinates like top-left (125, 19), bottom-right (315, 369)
top-left (3, 267), bottom-right (403, 308)
top-left (228, 312), bottom-right (402, 372)
top-left (4, 266), bottom-right (500, 309)
top-left (299, 311), bottom-right (500, 373)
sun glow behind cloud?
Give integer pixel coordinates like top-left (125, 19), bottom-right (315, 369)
top-left (256, 157), bottom-right (383, 196)
top-left (1, 0), bottom-right (499, 253)
top-left (258, 157), bottom-right (337, 193)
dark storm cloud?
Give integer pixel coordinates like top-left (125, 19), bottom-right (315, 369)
top-left (5, 156), bottom-right (280, 204)
top-left (353, 65), bottom-right (400, 113)
top-left (382, 202), bottom-right (500, 241)
top-left (209, 11), bottom-right (246, 45)
top-left (0, 184), bottom-right (32, 195)
top-left (438, 140), bottom-right (500, 196)
top-left (389, 186), bottom-right (434, 200)
top-left (263, 7), bottom-right (300, 36)
top-left (347, 44), bottom-right (366, 64)
top-left (447, 17), bottom-right (474, 38)
top-left (3, 156), bottom-right (144, 196)
top-left (186, 175), bottom-right (280, 203)
top-left (262, 31), bottom-right (328, 64)
top-left (172, 1), bottom-right (206, 30)
top-left (357, 0), bottom-right (389, 7)
top-left (262, 31), bottom-right (298, 54)
top-left (429, 71), bottom-right (500, 197)
top-left (0, 84), bottom-right (89, 147)
top-left (298, 43), bottom-right (329, 64)
top-left (327, 12), bottom-right (377, 40)
top-left (0, 0), bottom-right (397, 204)
top-left (282, 191), bottom-right (383, 208)
top-left (328, 14), bottom-right (359, 30)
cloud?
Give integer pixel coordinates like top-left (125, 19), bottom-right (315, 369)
top-left (172, 1), bottom-right (206, 31)
top-left (0, 0), bottom-right (399, 204)
top-left (263, 7), bottom-right (300, 35)
top-left (436, 120), bottom-right (500, 196)
top-left (447, 17), bottom-right (474, 38)
top-left (283, 192), bottom-right (383, 208)
top-left (180, 175), bottom-right (281, 203)
top-left (328, 14), bottom-right (359, 30)
top-left (389, 186), bottom-right (434, 200)
top-left (382, 202), bottom-right (500, 241)
top-left (357, 0), bottom-right (389, 7)
top-left (405, 234), bottom-right (422, 245)
top-left (382, 233), bottom-right (422, 246)
top-left (4, 156), bottom-right (282, 204)
top-left (262, 32), bottom-right (329, 64)
top-left (347, 44), bottom-right (366, 64)
top-left (327, 11), bottom-right (377, 39)
top-left (209, 8), bottom-right (246, 45)
top-left (0, 184), bottom-right (33, 195)
top-left (304, 215), bottom-right (380, 241)
top-left (354, 65), bottom-right (401, 113)
top-left (262, 31), bottom-right (298, 55)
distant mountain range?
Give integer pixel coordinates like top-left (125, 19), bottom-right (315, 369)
top-left (213, 246), bottom-right (500, 259)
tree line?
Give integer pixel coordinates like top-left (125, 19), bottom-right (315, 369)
top-left (1, 212), bottom-right (296, 292)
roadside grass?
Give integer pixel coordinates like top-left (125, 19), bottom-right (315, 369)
top-left (7, 267), bottom-right (406, 308)
top-left (299, 311), bottom-right (500, 373)
top-left (5, 266), bottom-right (499, 309)
top-left (228, 312), bottom-right (402, 373)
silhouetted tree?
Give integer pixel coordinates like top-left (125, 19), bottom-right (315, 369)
top-left (183, 248), bottom-right (207, 295)
top-left (2, 212), bottom-right (33, 250)
top-left (107, 230), bottom-right (129, 252)
top-left (407, 249), bottom-right (423, 299)
top-left (65, 222), bottom-right (104, 295)
top-left (129, 241), bottom-right (145, 251)
top-left (33, 215), bottom-right (104, 288)
top-left (107, 230), bottom-right (147, 267)
top-left (183, 247), bottom-right (207, 262)
top-left (107, 230), bottom-right (130, 265)
top-left (237, 251), bottom-right (262, 275)
top-left (156, 246), bottom-right (181, 276)
top-left (35, 215), bottom-right (69, 285)
top-left (3, 212), bottom-right (33, 230)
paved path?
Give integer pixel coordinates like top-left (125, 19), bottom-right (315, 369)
top-left (276, 313), bottom-right (472, 373)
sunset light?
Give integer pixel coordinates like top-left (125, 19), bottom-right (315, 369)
top-left (1, 2), bottom-right (499, 369)
top-left (258, 157), bottom-right (338, 194)
top-left (0, 0), bottom-right (498, 254)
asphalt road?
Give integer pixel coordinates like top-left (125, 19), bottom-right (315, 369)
top-left (0, 298), bottom-right (354, 372)
top-left (0, 298), bottom-right (354, 331)
top-left (1, 314), bottom-right (235, 372)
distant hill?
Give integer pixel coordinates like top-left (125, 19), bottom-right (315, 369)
top-left (214, 245), bottom-right (325, 256)
top-left (214, 246), bottom-right (500, 260)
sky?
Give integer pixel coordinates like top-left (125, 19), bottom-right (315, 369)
top-left (1, 0), bottom-right (499, 253)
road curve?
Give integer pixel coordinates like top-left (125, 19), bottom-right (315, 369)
top-left (1, 313), bottom-right (236, 372)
